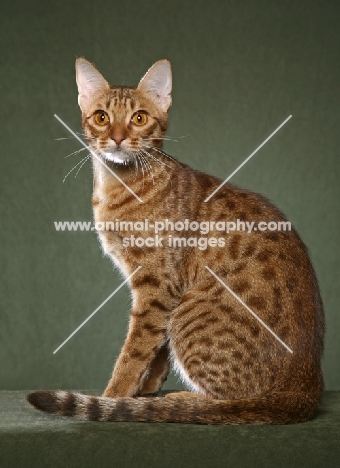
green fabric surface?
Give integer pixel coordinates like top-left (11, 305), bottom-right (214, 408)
top-left (1, 0), bottom-right (339, 395)
top-left (0, 391), bottom-right (339, 468)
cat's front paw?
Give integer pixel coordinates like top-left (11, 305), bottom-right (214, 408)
top-left (102, 383), bottom-right (136, 398)
top-left (102, 386), bottom-right (121, 398)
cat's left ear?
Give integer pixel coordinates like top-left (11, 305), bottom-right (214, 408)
top-left (137, 60), bottom-right (172, 112)
top-left (75, 58), bottom-right (110, 112)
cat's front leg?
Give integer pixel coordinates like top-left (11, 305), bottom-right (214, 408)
top-left (103, 302), bottom-right (169, 398)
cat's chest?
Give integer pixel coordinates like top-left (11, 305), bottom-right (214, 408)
top-left (91, 188), bottom-right (154, 268)
top-left (92, 196), bottom-right (125, 252)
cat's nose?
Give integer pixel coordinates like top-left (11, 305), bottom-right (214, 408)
top-left (110, 127), bottom-right (127, 146)
top-left (112, 134), bottom-right (126, 146)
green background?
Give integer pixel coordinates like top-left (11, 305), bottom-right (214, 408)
top-left (1, 0), bottom-right (339, 392)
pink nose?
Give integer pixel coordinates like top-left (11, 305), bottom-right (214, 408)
top-left (112, 134), bottom-right (126, 146)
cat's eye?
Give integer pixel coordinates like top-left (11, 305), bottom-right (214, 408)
top-left (131, 112), bottom-right (148, 126)
top-left (94, 111), bottom-right (109, 126)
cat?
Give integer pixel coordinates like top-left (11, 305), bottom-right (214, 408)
top-left (27, 58), bottom-right (324, 424)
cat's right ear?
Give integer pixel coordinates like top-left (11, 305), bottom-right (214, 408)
top-left (75, 58), bottom-right (109, 112)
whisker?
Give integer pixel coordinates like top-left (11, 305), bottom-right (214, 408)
top-left (153, 148), bottom-right (180, 165)
top-left (139, 152), bottom-right (155, 185)
top-left (64, 147), bottom-right (86, 159)
top-left (144, 135), bottom-right (188, 143)
top-left (132, 155), bottom-right (139, 181)
top-left (74, 155), bottom-right (91, 178)
top-left (63, 154), bottom-right (91, 183)
top-left (144, 137), bottom-right (178, 143)
top-left (55, 136), bottom-right (79, 141)
top-left (141, 152), bottom-right (153, 174)
top-left (143, 145), bottom-right (180, 166)
top-left (141, 148), bottom-right (172, 169)
top-left (142, 149), bottom-right (171, 169)
top-left (139, 154), bottom-right (147, 179)
top-left (56, 135), bottom-right (95, 141)
top-left (137, 154), bottom-right (145, 190)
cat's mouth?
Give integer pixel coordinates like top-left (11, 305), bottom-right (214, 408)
top-left (101, 149), bottom-right (134, 165)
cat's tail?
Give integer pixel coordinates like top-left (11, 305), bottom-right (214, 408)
top-left (27, 390), bottom-right (320, 424)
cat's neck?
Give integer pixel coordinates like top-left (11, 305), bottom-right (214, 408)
top-left (91, 147), bottom-right (177, 204)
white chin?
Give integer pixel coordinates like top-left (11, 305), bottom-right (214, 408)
top-left (103, 152), bottom-right (130, 164)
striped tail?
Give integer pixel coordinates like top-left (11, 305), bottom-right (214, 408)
top-left (27, 390), bottom-right (319, 424)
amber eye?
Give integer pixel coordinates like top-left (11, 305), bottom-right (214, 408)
top-left (131, 112), bottom-right (148, 126)
top-left (94, 111), bottom-right (109, 126)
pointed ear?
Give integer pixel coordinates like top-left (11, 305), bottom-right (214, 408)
top-left (137, 60), bottom-right (172, 112)
top-left (75, 58), bottom-right (110, 111)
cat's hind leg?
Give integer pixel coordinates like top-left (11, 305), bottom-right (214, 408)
top-left (168, 278), bottom-right (273, 400)
top-left (137, 344), bottom-right (170, 396)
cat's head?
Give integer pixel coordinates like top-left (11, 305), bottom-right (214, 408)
top-left (75, 58), bottom-right (172, 165)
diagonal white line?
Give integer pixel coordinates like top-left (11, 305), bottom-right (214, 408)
top-left (204, 115), bottom-right (292, 202)
top-left (54, 114), bottom-right (143, 203)
top-left (205, 266), bottom-right (293, 354)
top-left (53, 266), bottom-right (142, 354)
